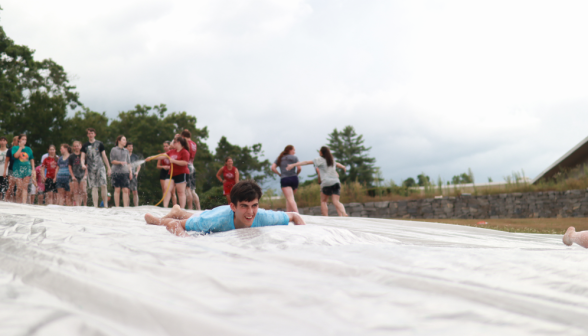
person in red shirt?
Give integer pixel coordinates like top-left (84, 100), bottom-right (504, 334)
top-left (41, 145), bottom-right (59, 205)
top-left (181, 129), bottom-right (201, 210)
top-left (147, 136), bottom-right (190, 208)
top-left (216, 157), bottom-right (240, 204)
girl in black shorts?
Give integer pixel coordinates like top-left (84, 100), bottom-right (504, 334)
top-left (156, 141), bottom-right (177, 206)
top-left (271, 145), bottom-right (301, 212)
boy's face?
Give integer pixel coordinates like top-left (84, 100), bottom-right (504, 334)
top-left (0, 139), bottom-right (6, 147)
top-left (230, 198), bottom-right (259, 228)
top-left (127, 144), bottom-right (133, 153)
top-left (87, 131), bottom-right (96, 140)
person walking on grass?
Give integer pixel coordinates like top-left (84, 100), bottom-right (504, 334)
top-left (157, 141), bottom-right (177, 207)
top-left (68, 141), bottom-right (87, 206)
top-left (181, 129), bottom-right (201, 210)
top-left (81, 128), bottom-right (112, 208)
top-left (216, 157), bottom-right (239, 204)
top-left (110, 135), bottom-right (132, 207)
top-left (41, 145), bottom-right (58, 205)
top-left (271, 145), bottom-right (301, 213)
top-left (126, 142), bottom-right (141, 207)
top-left (55, 144), bottom-right (72, 206)
top-left (286, 146), bottom-right (348, 217)
top-left (11, 134), bottom-right (35, 204)
top-left (145, 136), bottom-right (190, 208)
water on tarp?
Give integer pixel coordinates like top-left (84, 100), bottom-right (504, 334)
top-left (1, 203), bottom-right (588, 336)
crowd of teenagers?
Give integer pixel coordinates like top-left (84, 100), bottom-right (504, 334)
top-left (0, 126), bottom-right (348, 216)
top-left (0, 128), bottom-right (202, 210)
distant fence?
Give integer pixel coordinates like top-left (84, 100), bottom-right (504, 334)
top-left (297, 189), bottom-right (588, 219)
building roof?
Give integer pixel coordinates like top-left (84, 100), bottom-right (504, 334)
top-left (532, 135), bottom-right (588, 184)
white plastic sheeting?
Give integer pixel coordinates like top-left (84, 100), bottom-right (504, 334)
top-left (1, 203), bottom-right (588, 336)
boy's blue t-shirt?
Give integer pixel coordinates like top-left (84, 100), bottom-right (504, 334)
top-left (185, 205), bottom-right (289, 234)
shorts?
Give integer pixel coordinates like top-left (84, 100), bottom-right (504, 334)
top-left (160, 169), bottom-right (170, 180)
top-left (56, 176), bottom-right (70, 192)
top-left (172, 173), bottom-right (187, 184)
top-left (129, 173), bottom-right (138, 191)
top-left (0, 176), bottom-right (7, 193)
top-left (88, 166), bottom-right (107, 189)
top-left (45, 178), bottom-right (57, 193)
top-left (112, 173), bottom-right (130, 189)
top-left (29, 183), bottom-right (36, 195)
top-left (280, 176), bottom-right (299, 191)
top-left (187, 164), bottom-right (196, 189)
top-left (321, 183), bottom-right (341, 196)
top-left (223, 182), bottom-right (236, 196)
top-left (73, 175), bottom-right (85, 183)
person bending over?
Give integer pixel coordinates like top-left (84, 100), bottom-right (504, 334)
top-left (145, 180), bottom-right (305, 236)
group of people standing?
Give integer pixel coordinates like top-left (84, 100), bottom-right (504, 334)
top-left (0, 129), bottom-right (142, 207)
top-left (271, 145), bottom-right (348, 217)
top-left (149, 130), bottom-right (201, 210)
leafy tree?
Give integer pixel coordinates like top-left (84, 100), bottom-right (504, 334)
top-left (451, 172), bottom-right (473, 184)
top-left (0, 21), bottom-right (80, 156)
top-left (402, 177), bottom-right (416, 187)
top-left (417, 173), bottom-right (430, 186)
top-left (327, 125), bottom-right (376, 186)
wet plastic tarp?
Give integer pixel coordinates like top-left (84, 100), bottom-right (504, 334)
top-left (1, 203), bottom-right (587, 335)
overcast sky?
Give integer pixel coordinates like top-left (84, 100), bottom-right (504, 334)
top-left (4, 0), bottom-right (588, 186)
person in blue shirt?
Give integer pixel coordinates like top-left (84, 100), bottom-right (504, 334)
top-left (145, 180), bottom-right (305, 236)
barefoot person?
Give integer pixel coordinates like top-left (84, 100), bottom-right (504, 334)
top-left (563, 227), bottom-right (588, 248)
top-left (156, 141), bottom-right (177, 207)
top-left (34, 165), bottom-right (45, 205)
top-left (41, 145), bottom-right (59, 205)
top-left (0, 137), bottom-right (9, 199)
top-left (11, 134), bottom-right (35, 204)
top-left (126, 142), bottom-right (141, 207)
top-left (146, 136), bottom-right (190, 208)
top-left (144, 180), bottom-right (305, 236)
top-left (110, 135), bottom-right (132, 207)
top-left (216, 157), bottom-right (239, 204)
top-left (55, 144), bottom-right (72, 206)
top-left (81, 128), bottom-right (112, 208)
top-left (181, 129), bottom-right (201, 210)
top-left (271, 145), bottom-right (301, 212)
top-left (4, 136), bottom-right (19, 202)
top-left (286, 146), bottom-right (348, 217)
top-left (68, 141), bottom-right (87, 206)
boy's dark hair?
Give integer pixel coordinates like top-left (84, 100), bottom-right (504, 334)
top-left (86, 128), bottom-right (96, 133)
top-left (181, 129), bottom-right (191, 138)
top-left (230, 180), bottom-right (262, 206)
top-left (0, 136), bottom-right (6, 141)
top-left (126, 142), bottom-right (133, 147)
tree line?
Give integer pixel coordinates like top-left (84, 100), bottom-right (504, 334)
top-left (0, 19), bottom-right (379, 208)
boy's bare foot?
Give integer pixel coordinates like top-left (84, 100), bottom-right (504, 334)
top-left (162, 204), bottom-right (184, 220)
top-left (145, 213), bottom-right (162, 225)
top-left (563, 226), bottom-right (575, 246)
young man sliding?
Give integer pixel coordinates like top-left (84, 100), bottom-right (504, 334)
top-left (145, 180), bottom-right (305, 236)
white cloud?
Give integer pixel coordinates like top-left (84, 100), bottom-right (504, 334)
top-left (3, 0), bottom-right (588, 186)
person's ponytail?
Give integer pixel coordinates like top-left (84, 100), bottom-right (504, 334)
top-left (276, 145), bottom-right (294, 166)
top-left (320, 146), bottom-right (334, 167)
